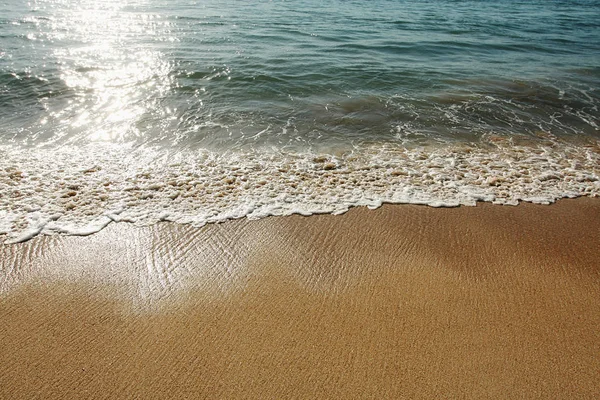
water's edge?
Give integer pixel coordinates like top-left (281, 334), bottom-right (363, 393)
top-left (2, 141), bottom-right (598, 244)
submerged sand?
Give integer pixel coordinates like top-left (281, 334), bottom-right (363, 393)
top-left (1, 199), bottom-right (600, 398)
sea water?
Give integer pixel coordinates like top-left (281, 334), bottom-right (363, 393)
top-left (0, 0), bottom-right (598, 242)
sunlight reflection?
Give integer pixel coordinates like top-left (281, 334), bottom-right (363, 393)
top-left (38, 0), bottom-right (174, 144)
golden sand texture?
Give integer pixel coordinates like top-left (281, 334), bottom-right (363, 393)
top-left (1, 199), bottom-right (600, 399)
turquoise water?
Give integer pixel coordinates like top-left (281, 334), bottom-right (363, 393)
top-left (0, 0), bottom-right (599, 241)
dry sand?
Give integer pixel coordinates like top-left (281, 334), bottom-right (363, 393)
top-left (1, 198), bottom-right (600, 399)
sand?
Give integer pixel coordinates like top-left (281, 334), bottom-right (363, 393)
top-left (1, 198), bottom-right (600, 399)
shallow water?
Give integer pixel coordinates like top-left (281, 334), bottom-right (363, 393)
top-left (0, 0), bottom-right (599, 241)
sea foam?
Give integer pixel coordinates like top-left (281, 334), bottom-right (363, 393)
top-left (1, 140), bottom-right (599, 243)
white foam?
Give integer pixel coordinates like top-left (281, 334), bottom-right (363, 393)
top-left (5, 212), bottom-right (48, 244)
top-left (1, 140), bottom-right (599, 243)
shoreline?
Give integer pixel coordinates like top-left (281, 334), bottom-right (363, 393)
top-left (1, 198), bottom-right (600, 398)
top-left (3, 192), bottom-right (600, 245)
top-left (2, 140), bottom-right (599, 245)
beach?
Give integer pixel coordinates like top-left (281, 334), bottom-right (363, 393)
top-left (1, 198), bottom-right (599, 399)
top-left (1, 0), bottom-right (599, 397)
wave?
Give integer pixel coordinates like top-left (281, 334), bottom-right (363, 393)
top-left (1, 140), bottom-right (598, 243)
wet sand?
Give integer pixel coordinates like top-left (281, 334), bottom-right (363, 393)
top-left (1, 198), bottom-right (600, 399)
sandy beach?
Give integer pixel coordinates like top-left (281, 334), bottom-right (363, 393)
top-left (1, 198), bottom-right (599, 399)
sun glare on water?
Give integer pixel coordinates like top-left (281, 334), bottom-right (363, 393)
top-left (36, 0), bottom-right (175, 144)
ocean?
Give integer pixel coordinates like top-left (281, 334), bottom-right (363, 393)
top-left (0, 0), bottom-right (598, 242)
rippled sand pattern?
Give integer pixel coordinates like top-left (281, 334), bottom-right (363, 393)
top-left (1, 200), bottom-right (599, 398)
